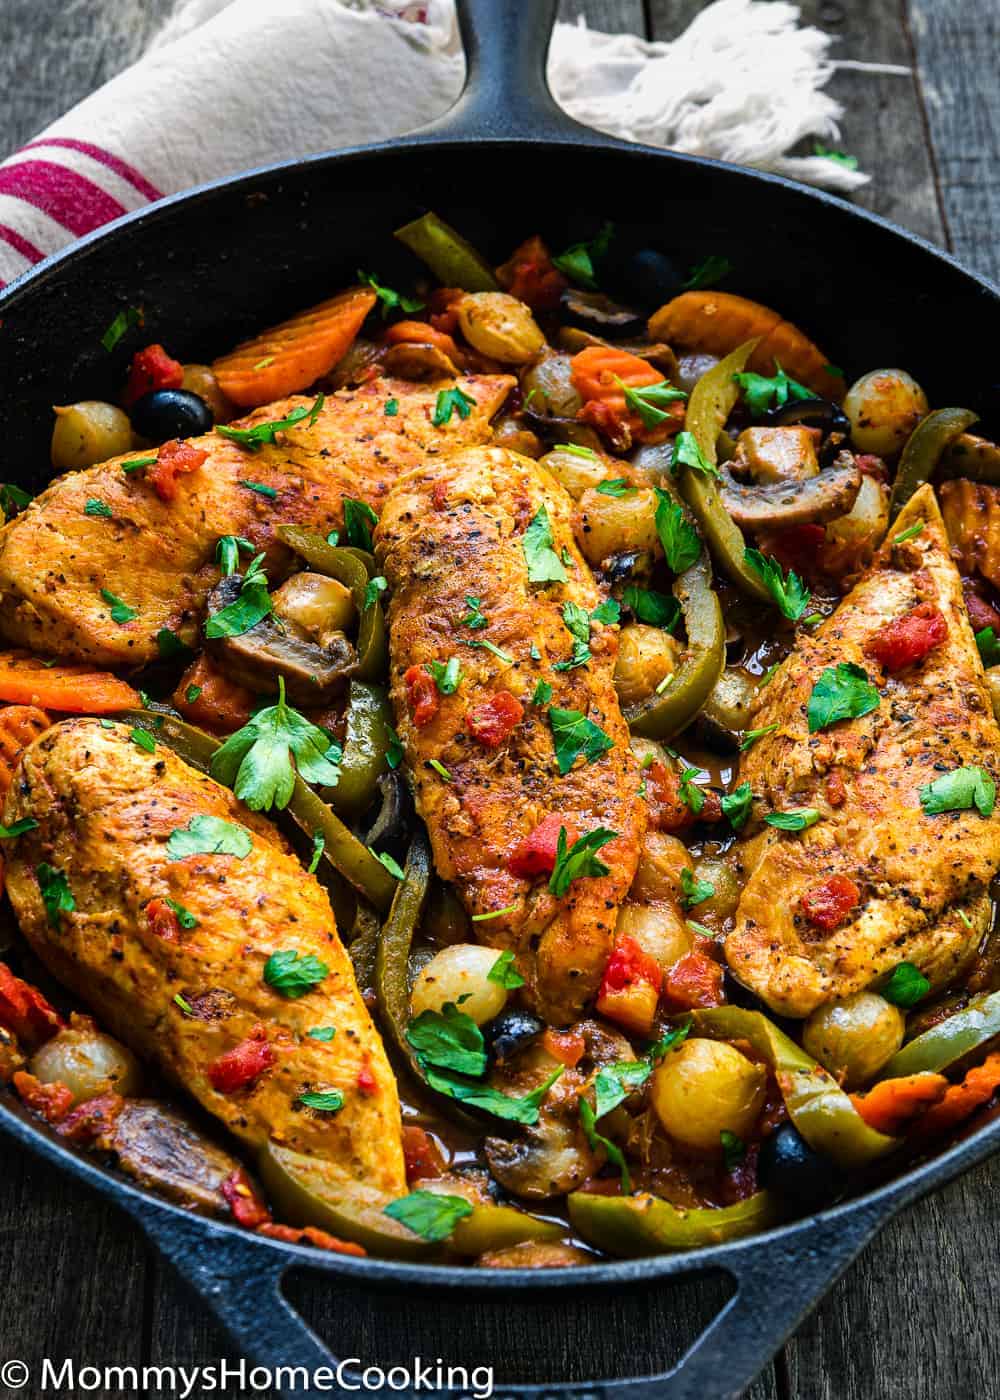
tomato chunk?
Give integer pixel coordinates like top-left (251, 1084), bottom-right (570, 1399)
top-left (864, 602), bottom-right (947, 672)
top-left (58, 1092), bottom-right (123, 1145)
top-left (800, 874), bottom-right (861, 931)
top-left (644, 761), bottom-right (722, 833)
top-left (760, 523), bottom-right (825, 576)
top-left (402, 1125), bottom-right (446, 1184)
top-left (257, 1223), bottom-right (366, 1256)
top-left (662, 950), bottom-right (724, 1011)
top-left (596, 936), bottom-right (663, 1035)
top-left (508, 813), bottom-right (577, 879)
top-left (467, 690), bottom-right (524, 748)
top-left (207, 1025), bottom-right (275, 1093)
top-left (403, 665), bottom-right (440, 728)
top-left (144, 898), bottom-right (182, 944)
top-left (123, 343), bottom-right (184, 407)
top-left (541, 1028), bottom-right (586, 1067)
top-left (0, 962), bottom-right (63, 1046)
top-left (356, 1058), bottom-right (377, 1096)
top-left (221, 1167), bottom-right (273, 1228)
top-left (12, 1070), bottom-right (74, 1122)
top-left (496, 235), bottom-right (567, 312)
top-left (149, 439), bottom-right (208, 502)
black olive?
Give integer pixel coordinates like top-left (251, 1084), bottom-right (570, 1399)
top-left (604, 247), bottom-right (683, 308)
top-left (763, 397), bottom-right (850, 434)
top-left (757, 1122), bottom-right (841, 1209)
top-left (130, 388), bottom-right (213, 442)
top-left (483, 1009), bottom-right (544, 1065)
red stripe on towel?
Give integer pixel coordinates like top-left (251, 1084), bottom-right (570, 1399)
top-left (22, 139), bottom-right (163, 202)
top-left (0, 223), bottom-right (46, 265)
top-left (0, 161), bottom-right (127, 237)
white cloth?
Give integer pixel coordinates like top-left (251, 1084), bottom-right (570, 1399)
top-left (0, 0), bottom-right (906, 287)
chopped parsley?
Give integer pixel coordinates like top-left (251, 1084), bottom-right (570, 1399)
top-left (976, 627), bottom-right (1000, 668)
top-left (678, 766), bottom-right (705, 815)
top-left (548, 706), bottom-right (614, 775)
top-left (682, 254), bottom-right (733, 290)
top-left (421, 1063), bottom-right (563, 1125)
top-left (344, 498), bottom-right (379, 551)
top-left (426, 758), bottom-right (452, 782)
top-left (100, 589), bottom-right (137, 624)
top-left (129, 726), bottom-right (156, 754)
top-left (426, 657), bottom-right (463, 695)
top-left (654, 489), bottom-right (701, 574)
top-left (185, 684), bottom-right (203, 704)
top-left (531, 679), bottom-right (553, 706)
top-left (554, 443), bottom-right (598, 459)
top-left (579, 1098), bottom-right (632, 1193)
top-left (807, 662), bottom-right (880, 732)
top-left (548, 826), bottom-right (617, 898)
top-left (615, 377), bottom-right (687, 431)
top-left (459, 596), bottom-right (488, 629)
top-left (623, 585), bottom-right (680, 631)
top-left (210, 677), bottom-right (342, 812)
top-left (37, 863), bottom-right (75, 927)
top-left (552, 220), bottom-right (614, 290)
top-left (372, 849), bottom-right (405, 881)
top-left (242, 481), bottom-right (277, 499)
top-left (721, 781), bottom-right (753, 830)
top-left (882, 962), bottom-right (930, 1008)
top-left (466, 638), bottom-right (514, 665)
top-left (308, 831), bottom-right (325, 874)
top-left (0, 818), bottom-right (37, 839)
top-left (813, 142), bottom-right (859, 170)
top-left (166, 814), bottom-right (253, 861)
top-left (298, 1090), bottom-right (344, 1113)
top-left (487, 950), bottom-right (525, 988)
top-left (405, 1003), bottom-right (486, 1077)
top-left (204, 554), bottom-right (273, 639)
top-left (596, 478), bottom-right (635, 498)
top-left (919, 766), bottom-right (996, 818)
top-left (264, 949), bottom-right (329, 998)
top-left (522, 506), bottom-right (568, 584)
top-left (744, 548), bottom-right (811, 622)
top-left (384, 398), bottom-right (399, 417)
top-left (121, 454), bottom-right (158, 475)
top-left (156, 627), bottom-right (193, 662)
top-left (163, 896), bottom-right (198, 930)
top-left (384, 1191), bottom-right (473, 1242)
top-left (432, 386), bottom-right (476, 426)
top-left (363, 575), bottom-right (387, 611)
top-left (215, 535), bottom-right (255, 577)
top-left (671, 430), bottom-right (718, 478)
top-left (680, 867), bottom-right (714, 909)
top-left (217, 394), bottom-right (324, 450)
top-left (893, 521), bottom-right (925, 546)
top-left (384, 722), bottom-right (404, 770)
top-left (357, 269), bottom-right (424, 318)
top-left (307, 1026), bottom-right (336, 1042)
top-left (472, 904), bottom-right (518, 923)
top-left (100, 305), bottom-right (142, 352)
top-left (764, 808), bottom-right (821, 832)
top-left (740, 724), bottom-right (778, 752)
top-left (732, 362), bottom-right (812, 417)
top-left (84, 498), bottom-right (113, 518)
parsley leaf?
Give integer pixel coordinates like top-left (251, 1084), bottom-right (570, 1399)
top-left (422, 1064), bottom-right (563, 1125)
top-left (919, 766), bottom-right (996, 818)
top-left (37, 863), bottom-right (74, 927)
top-left (406, 1002), bottom-right (487, 1076)
top-left (343, 498), bottom-right (379, 551)
top-left (764, 808), bottom-right (821, 832)
top-left (0, 483), bottom-right (32, 520)
top-left (163, 896), bottom-right (198, 930)
top-left (210, 677), bottom-right (342, 811)
top-left (216, 535), bottom-right (255, 577)
top-left (740, 723), bottom-right (778, 751)
top-left (129, 726), bottom-right (156, 753)
top-left (459, 596), bottom-right (488, 629)
top-left (894, 521), bottom-right (925, 545)
top-left (531, 679), bottom-right (553, 706)
top-left (487, 950), bottom-right (525, 989)
top-left (807, 662), bottom-right (880, 732)
top-left (744, 548), bottom-right (811, 621)
top-left (579, 1098), bottom-right (632, 1193)
top-left (307, 1026), bottom-right (336, 1041)
top-left (100, 305), bottom-right (142, 352)
top-left (680, 867), bottom-right (714, 908)
top-left (522, 506), bottom-right (568, 585)
top-left (623, 585), bottom-right (680, 631)
top-left (548, 707), bottom-right (614, 775)
top-left (0, 818), bottom-right (38, 839)
top-left (240, 480), bottom-right (277, 499)
top-left (156, 627), bottom-right (193, 662)
top-left (671, 430), bottom-right (718, 477)
top-left (298, 1090), bottom-right (344, 1113)
top-left (733, 362), bottom-right (812, 417)
top-left (650, 1021), bottom-right (692, 1060)
top-left (84, 498), bottom-right (112, 518)
top-left (677, 766), bottom-right (705, 815)
top-left (384, 397), bottom-right (399, 417)
top-left (813, 142), bottom-right (859, 171)
top-left (552, 221), bottom-right (614, 290)
top-left (204, 556), bottom-right (273, 639)
top-left (593, 1059), bottom-right (651, 1118)
top-left (100, 589), bottom-right (137, 624)
top-left (308, 831), bottom-right (325, 874)
top-left (466, 638), bottom-right (514, 664)
top-left (426, 657), bottom-right (462, 695)
top-left (185, 684), bottom-right (203, 704)
top-left (357, 269), bottom-right (424, 319)
top-left (976, 627), bottom-right (1000, 668)
top-left (548, 826), bottom-right (617, 897)
top-left (217, 394), bottom-right (324, 450)
top-left (721, 780), bottom-right (753, 830)
top-left (596, 478), bottom-right (636, 498)
top-left (683, 254), bottom-right (733, 290)
top-left (882, 961), bottom-right (930, 1008)
top-left (384, 722), bottom-right (404, 770)
top-left (654, 489), bottom-right (701, 574)
top-left (591, 599), bottom-right (621, 626)
top-left (384, 1191), bottom-right (473, 1242)
top-left (166, 814), bottom-right (253, 861)
top-left (363, 575), bottom-right (387, 611)
top-left (615, 378), bottom-right (687, 431)
top-left (264, 948), bottom-right (329, 998)
top-left (432, 386), bottom-right (476, 427)
top-left (372, 849), bottom-right (406, 881)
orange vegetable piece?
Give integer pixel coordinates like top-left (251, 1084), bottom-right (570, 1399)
top-left (850, 1071), bottom-right (948, 1134)
top-left (0, 705), bottom-right (49, 801)
top-left (570, 345), bottom-right (662, 403)
top-left (172, 654), bottom-right (254, 734)
top-left (913, 1052), bottom-right (1000, 1139)
top-left (383, 319), bottom-right (463, 363)
top-left (0, 652), bottom-right (138, 714)
top-left (213, 285), bottom-right (377, 408)
top-left (648, 291), bottom-right (844, 402)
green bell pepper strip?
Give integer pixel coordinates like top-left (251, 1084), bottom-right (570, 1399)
top-left (328, 681), bottom-right (392, 820)
top-left (625, 547), bottom-right (725, 739)
top-left (277, 525), bottom-right (387, 682)
top-left (347, 898), bottom-right (380, 990)
top-left (679, 340), bottom-right (772, 603)
top-left (118, 710), bottom-right (397, 915)
top-left (567, 1189), bottom-right (775, 1257)
top-left (394, 211), bottom-right (499, 293)
top-left (690, 1007), bottom-right (897, 1168)
top-left (878, 991), bottom-right (1000, 1080)
top-left (888, 406), bottom-right (979, 519)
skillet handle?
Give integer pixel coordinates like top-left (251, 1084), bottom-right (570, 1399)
top-left (416, 0), bottom-right (606, 145)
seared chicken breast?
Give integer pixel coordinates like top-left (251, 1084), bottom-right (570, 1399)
top-left (376, 445), bottom-right (645, 1025)
top-left (0, 374), bottom-right (513, 667)
top-left (3, 718), bottom-right (405, 1203)
top-left (727, 485), bottom-right (1000, 1017)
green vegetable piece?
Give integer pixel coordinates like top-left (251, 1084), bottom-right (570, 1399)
top-left (744, 547), bottom-right (811, 621)
top-left (216, 535), bottom-right (255, 577)
top-left (129, 726), bottom-right (156, 753)
top-left (672, 430), bottom-right (718, 478)
top-left (976, 626), bottom-right (1000, 668)
top-left (807, 662), bottom-right (880, 732)
top-left (568, 1189), bottom-right (774, 1257)
top-left (406, 1003), bottom-right (487, 1077)
top-left (0, 818), bottom-right (38, 839)
top-left (37, 863), bottom-right (74, 927)
top-left (548, 826), bottom-right (617, 897)
top-left (531, 679), bottom-right (553, 706)
top-left (308, 831), bottom-right (325, 874)
top-left (623, 585), bottom-right (680, 631)
top-left (683, 255), bottom-right (733, 291)
top-left (764, 807), bottom-right (821, 832)
top-left (357, 269), bottom-right (424, 319)
top-left (211, 677), bottom-right (342, 812)
top-left (579, 1098), bottom-right (632, 1193)
top-left (343, 497), bottom-right (379, 551)
top-left (654, 489), bottom-right (701, 575)
top-left (384, 1191), bottom-right (473, 1242)
top-left (548, 707), bottom-right (614, 775)
top-left (422, 1064), bottom-right (563, 1125)
top-left (308, 1026), bottom-right (336, 1042)
top-left (881, 962), bottom-right (931, 1008)
top-left (299, 1090), bottom-right (344, 1113)
top-left (101, 306), bottom-right (142, 352)
top-left (487, 950), bottom-right (525, 989)
top-left (680, 867), bottom-right (714, 908)
top-left (617, 378), bottom-right (687, 432)
top-left (394, 212), bottom-right (499, 293)
top-left (166, 814), bottom-right (253, 861)
top-left (878, 990), bottom-right (1000, 1080)
top-left (596, 478), bottom-right (635, 498)
top-left (432, 386), bottom-right (476, 427)
top-left (919, 765), bottom-right (996, 818)
top-left (732, 361), bottom-right (812, 417)
top-left (264, 949), bottom-right (329, 998)
top-left (371, 849), bottom-right (406, 881)
top-left (204, 557), bottom-right (273, 640)
top-left (163, 896), bottom-right (198, 930)
top-left (84, 498), bottom-right (112, 518)
top-left (522, 506), bottom-right (568, 584)
top-left (459, 596), bottom-right (488, 629)
top-left (552, 221), bottom-right (614, 290)
top-left (426, 657), bottom-right (463, 695)
top-left (100, 589), bottom-right (137, 624)
top-left (721, 781), bottom-right (753, 830)
top-left (740, 723), bottom-right (778, 751)
top-left (217, 394), bottom-right (324, 451)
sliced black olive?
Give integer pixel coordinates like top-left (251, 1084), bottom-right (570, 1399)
top-left (483, 1010), bottom-right (544, 1066)
top-left (757, 1122), bottom-right (841, 1209)
top-left (763, 397), bottom-right (850, 434)
top-left (204, 574), bottom-right (356, 705)
top-left (602, 549), bottom-right (646, 585)
top-left (560, 287), bottom-right (645, 337)
top-left (130, 388), bottom-right (213, 442)
top-left (603, 247), bottom-right (683, 308)
top-left (361, 771), bottom-right (412, 855)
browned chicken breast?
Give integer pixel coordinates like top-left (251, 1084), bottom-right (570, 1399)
top-left (726, 484), bottom-right (1000, 1017)
top-left (376, 445), bottom-right (646, 1025)
top-left (3, 718), bottom-right (405, 1208)
top-left (0, 374), bottom-right (513, 667)
top-left (940, 477), bottom-right (1000, 592)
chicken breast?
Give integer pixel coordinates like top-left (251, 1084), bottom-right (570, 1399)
top-left (3, 718), bottom-right (405, 1205)
top-left (0, 374), bottom-right (513, 667)
top-left (376, 445), bottom-right (645, 1025)
top-left (726, 484), bottom-right (1000, 1017)
top-left (939, 477), bottom-right (1000, 592)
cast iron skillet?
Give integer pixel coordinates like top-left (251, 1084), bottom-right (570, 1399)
top-left (1, 2), bottom-right (1000, 1396)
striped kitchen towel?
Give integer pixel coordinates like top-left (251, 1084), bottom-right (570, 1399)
top-left (0, 0), bottom-right (902, 288)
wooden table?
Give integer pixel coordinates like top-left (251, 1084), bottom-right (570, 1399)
top-left (0, 3), bottom-right (997, 1397)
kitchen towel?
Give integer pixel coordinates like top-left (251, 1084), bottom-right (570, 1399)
top-left (0, 0), bottom-right (906, 287)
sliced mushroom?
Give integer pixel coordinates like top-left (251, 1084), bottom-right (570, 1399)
top-left (380, 341), bottom-right (459, 379)
top-left (719, 449), bottom-right (862, 530)
top-left (329, 337), bottom-right (382, 389)
top-left (731, 426), bottom-right (820, 484)
top-left (477, 1240), bottom-right (593, 1268)
top-left (205, 574), bottom-right (356, 705)
top-left (559, 287), bottom-right (645, 337)
top-left (485, 1112), bottom-right (597, 1200)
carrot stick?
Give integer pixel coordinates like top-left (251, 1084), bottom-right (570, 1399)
top-left (0, 653), bottom-right (138, 713)
top-left (913, 1052), bottom-right (1000, 1138)
top-left (850, 1072), bottom-right (948, 1134)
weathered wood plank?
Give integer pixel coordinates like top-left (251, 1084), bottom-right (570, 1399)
top-left (907, 0), bottom-right (1000, 284)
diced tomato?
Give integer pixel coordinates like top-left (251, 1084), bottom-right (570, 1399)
top-left (508, 813), bottom-right (577, 879)
top-left (357, 1059), bottom-right (377, 1096)
top-left (149, 439), bottom-right (208, 502)
top-left (12, 1070), bottom-right (74, 1123)
top-left (207, 1025), bottom-right (275, 1093)
top-left (123, 343), bottom-right (184, 407)
top-left (825, 770), bottom-right (848, 808)
top-left (596, 936), bottom-right (663, 1036)
top-left (496, 235), bottom-right (567, 312)
top-left (760, 523), bottom-right (826, 576)
top-left (662, 951), bottom-right (724, 1011)
top-left (856, 454), bottom-right (889, 483)
top-left (644, 761), bottom-right (722, 833)
top-left (0, 962), bottom-right (63, 1046)
top-left (541, 1028), bottom-right (586, 1068)
top-left (57, 1092), bottom-right (123, 1145)
top-left (144, 898), bottom-right (182, 943)
top-left (863, 602), bottom-right (947, 672)
top-left (221, 1167), bottom-right (273, 1228)
top-left (402, 1124), bottom-right (446, 1184)
top-left (427, 287), bottom-right (465, 335)
top-left (403, 665), bottom-right (439, 728)
top-left (800, 874), bottom-right (861, 931)
top-left (257, 1222), bottom-right (366, 1256)
top-left (466, 690), bottom-right (524, 748)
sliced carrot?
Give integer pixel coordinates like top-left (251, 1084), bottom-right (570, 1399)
top-left (213, 285), bottom-right (377, 408)
top-left (850, 1071), bottom-right (948, 1134)
top-left (913, 1052), bottom-right (1000, 1138)
top-left (647, 291), bottom-right (844, 402)
top-left (0, 653), bottom-right (138, 714)
top-left (173, 654), bottom-right (254, 734)
top-left (570, 345), bottom-right (663, 403)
